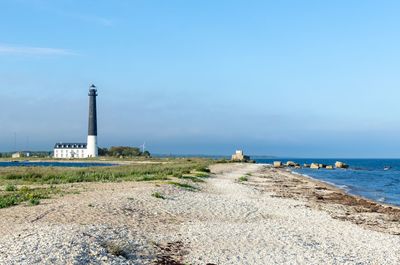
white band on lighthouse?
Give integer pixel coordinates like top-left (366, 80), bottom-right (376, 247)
top-left (86, 135), bottom-right (98, 158)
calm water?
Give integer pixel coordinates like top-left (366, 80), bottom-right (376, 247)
top-left (255, 158), bottom-right (400, 206)
top-left (0, 161), bottom-right (116, 167)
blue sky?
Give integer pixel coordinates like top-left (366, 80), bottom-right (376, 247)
top-left (1, 0), bottom-right (400, 157)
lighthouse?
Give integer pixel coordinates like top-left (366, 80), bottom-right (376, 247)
top-left (86, 84), bottom-right (98, 157)
top-left (53, 84), bottom-right (99, 159)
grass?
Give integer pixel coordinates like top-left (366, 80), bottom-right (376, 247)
top-left (238, 176), bottom-right (248, 182)
top-left (151, 192), bottom-right (166, 199)
top-left (195, 166), bottom-right (211, 173)
top-left (178, 175), bottom-right (205, 183)
top-left (0, 158), bottom-right (213, 209)
top-left (29, 198), bottom-right (40, 206)
top-left (194, 171), bottom-right (210, 178)
top-left (167, 181), bottom-right (198, 191)
top-left (0, 158), bottom-right (212, 186)
top-left (0, 186), bottom-right (61, 208)
top-left (4, 183), bottom-right (17, 191)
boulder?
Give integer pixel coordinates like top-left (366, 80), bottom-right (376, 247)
top-left (319, 164), bottom-right (326, 168)
top-left (335, 161), bottom-right (349, 169)
top-left (326, 165), bottom-right (334, 170)
top-left (273, 161), bottom-right (282, 168)
top-left (303, 164), bottom-right (310, 168)
top-left (286, 161), bottom-right (297, 167)
top-left (310, 163), bottom-right (320, 169)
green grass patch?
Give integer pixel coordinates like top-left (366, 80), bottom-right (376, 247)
top-left (194, 172), bottom-right (210, 178)
top-left (167, 181), bottom-right (198, 191)
top-left (151, 192), bottom-right (166, 199)
top-left (238, 176), bottom-right (248, 182)
top-left (29, 198), bottom-right (40, 206)
top-left (136, 175), bottom-right (169, 182)
top-left (0, 158), bottom-right (213, 186)
top-left (178, 175), bottom-right (205, 183)
top-left (4, 183), bottom-right (17, 191)
top-left (0, 186), bottom-right (61, 209)
top-left (195, 166), bottom-right (211, 173)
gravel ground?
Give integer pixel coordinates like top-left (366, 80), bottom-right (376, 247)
top-left (0, 163), bottom-right (399, 264)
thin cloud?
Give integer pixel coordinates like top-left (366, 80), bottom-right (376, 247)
top-left (0, 44), bottom-right (76, 56)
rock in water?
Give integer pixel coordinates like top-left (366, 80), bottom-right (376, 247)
top-left (310, 163), bottom-right (320, 169)
top-left (286, 161), bottom-right (297, 167)
top-left (335, 161), bottom-right (349, 169)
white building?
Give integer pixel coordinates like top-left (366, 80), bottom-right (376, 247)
top-left (12, 151), bottom-right (30, 158)
top-left (53, 143), bottom-right (87, 159)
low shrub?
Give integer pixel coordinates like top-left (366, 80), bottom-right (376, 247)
top-left (168, 181), bottom-right (198, 191)
top-left (195, 172), bottom-right (209, 178)
top-left (0, 186), bottom-right (58, 209)
top-left (151, 192), bottom-right (165, 199)
top-left (29, 198), bottom-right (40, 206)
top-left (195, 166), bottom-right (210, 173)
top-left (238, 176), bottom-right (248, 182)
top-left (5, 184), bottom-right (17, 191)
top-left (179, 175), bottom-right (205, 183)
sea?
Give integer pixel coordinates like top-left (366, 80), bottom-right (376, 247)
top-left (255, 158), bottom-right (400, 207)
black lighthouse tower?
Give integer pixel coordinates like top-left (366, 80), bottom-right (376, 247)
top-left (87, 84), bottom-right (98, 157)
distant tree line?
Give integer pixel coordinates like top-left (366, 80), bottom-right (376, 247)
top-left (98, 146), bottom-right (151, 158)
top-left (0, 151), bottom-right (51, 158)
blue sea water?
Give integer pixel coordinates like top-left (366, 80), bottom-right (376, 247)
top-left (0, 161), bottom-right (116, 167)
top-left (255, 158), bottom-right (400, 206)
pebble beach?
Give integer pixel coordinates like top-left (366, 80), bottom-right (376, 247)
top-left (0, 163), bottom-right (399, 264)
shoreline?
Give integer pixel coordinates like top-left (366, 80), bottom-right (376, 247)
top-left (257, 162), bottom-right (400, 210)
top-left (288, 166), bottom-right (400, 210)
top-left (251, 164), bottom-right (400, 235)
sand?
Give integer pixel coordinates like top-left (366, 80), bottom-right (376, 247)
top-left (0, 163), bottom-right (399, 264)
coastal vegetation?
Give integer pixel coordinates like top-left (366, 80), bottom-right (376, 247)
top-left (0, 151), bottom-right (51, 158)
top-left (0, 185), bottom-right (62, 208)
top-left (5, 183), bottom-right (17, 191)
top-left (98, 146), bottom-right (151, 158)
top-left (238, 176), bottom-right (248, 182)
top-left (167, 181), bottom-right (198, 191)
top-left (0, 158), bottom-right (211, 185)
top-left (0, 158), bottom-right (212, 208)
top-left (151, 192), bottom-right (166, 199)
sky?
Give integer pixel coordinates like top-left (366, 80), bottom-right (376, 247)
top-left (1, 0), bottom-right (400, 157)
